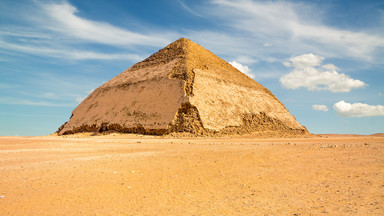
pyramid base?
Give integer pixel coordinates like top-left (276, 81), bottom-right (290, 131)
top-left (57, 111), bottom-right (309, 137)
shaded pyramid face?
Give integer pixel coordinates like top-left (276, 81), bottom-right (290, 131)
top-left (57, 38), bottom-right (308, 136)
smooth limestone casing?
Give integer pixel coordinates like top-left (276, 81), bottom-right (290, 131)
top-left (190, 68), bottom-right (303, 131)
top-left (58, 59), bottom-right (189, 134)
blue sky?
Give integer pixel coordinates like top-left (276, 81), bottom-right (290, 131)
top-left (1, 0), bottom-right (383, 136)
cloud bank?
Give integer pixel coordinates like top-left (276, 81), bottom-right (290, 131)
top-left (280, 53), bottom-right (366, 92)
top-left (209, 0), bottom-right (384, 61)
top-left (333, 101), bottom-right (384, 117)
top-left (2, 0), bottom-right (384, 64)
top-left (40, 2), bottom-right (173, 47)
top-left (0, 1), bottom-right (176, 61)
top-left (312, 104), bottom-right (328, 112)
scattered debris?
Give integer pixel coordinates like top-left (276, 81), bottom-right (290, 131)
top-left (320, 144), bottom-right (337, 148)
top-left (342, 144), bottom-right (355, 148)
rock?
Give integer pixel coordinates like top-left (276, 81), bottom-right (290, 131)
top-left (57, 38), bottom-right (308, 137)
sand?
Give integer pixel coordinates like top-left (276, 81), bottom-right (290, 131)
top-left (0, 134), bottom-right (383, 215)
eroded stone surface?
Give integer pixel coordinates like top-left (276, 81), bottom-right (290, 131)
top-left (57, 38), bottom-right (308, 136)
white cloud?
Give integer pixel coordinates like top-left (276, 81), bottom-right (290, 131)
top-left (208, 0), bottom-right (384, 61)
top-left (2, 0), bottom-right (384, 66)
top-left (229, 61), bottom-right (254, 79)
top-left (0, 97), bottom-right (73, 107)
top-left (75, 97), bottom-right (84, 103)
top-left (312, 104), bottom-right (328, 112)
top-left (0, 40), bottom-right (144, 61)
top-left (179, 1), bottom-right (204, 17)
top-left (333, 100), bottom-right (384, 117)
top-left (6, 72), bottom-right (101, 108)
top-left (322, 64), bottom-right (338, 71)
top-left (283, 62), bottom-right (291, 67)
top-left (40, 2), bottom-right (173, 47)
top-left (286, 53), bottom-right (324, 68)
top-left (0, 1), bottom-right (175, 61)
top-left (3, 0), bottom-right (383, 65)
top-left (280, 53), bottom-right (366, 92)
top-left (263, 43), bottom-right (272, 47)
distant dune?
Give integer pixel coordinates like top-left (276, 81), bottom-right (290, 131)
top-left (319, 133), bottom-right (384, 137)
top-left (371, 133), bottom-right (384, 137)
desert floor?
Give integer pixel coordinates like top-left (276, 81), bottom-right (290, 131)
top-left (0, 134), bottom-right (383, 215)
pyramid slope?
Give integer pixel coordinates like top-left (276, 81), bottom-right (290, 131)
top-left (58, 38), bottom-right (308, 136)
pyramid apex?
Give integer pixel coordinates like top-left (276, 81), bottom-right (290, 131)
top-left (166, 37), bottom-right (193, 48)
top-left (175, 37), bottom-right (191, 42)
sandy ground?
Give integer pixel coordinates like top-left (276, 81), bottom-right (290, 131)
top-left (0, 134), bottom-right (383, 215)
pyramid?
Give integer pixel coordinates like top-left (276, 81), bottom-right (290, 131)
top-left (57, 38), bottom-right (308, 136)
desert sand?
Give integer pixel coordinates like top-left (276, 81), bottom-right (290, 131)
top-left (0, 134), bottom-right (383, 215)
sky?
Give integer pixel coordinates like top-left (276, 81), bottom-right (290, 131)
top-left (1, 0), bottom-right (383, 136)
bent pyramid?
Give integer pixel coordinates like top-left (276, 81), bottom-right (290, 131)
top-left (57, 38), bottom-right (308, 136)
